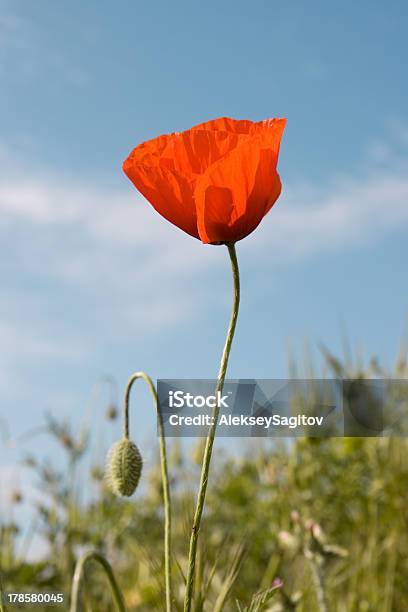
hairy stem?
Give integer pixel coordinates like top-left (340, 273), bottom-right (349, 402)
top-left (69, 550), bottom-right (126, 612)
top-left (124, 371), bottom-right (173, 612)
top-left (183, 243), bottom-right (240, 612)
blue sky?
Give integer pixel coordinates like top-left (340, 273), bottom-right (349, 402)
top-left (1, 0), bottom-right (408, 523)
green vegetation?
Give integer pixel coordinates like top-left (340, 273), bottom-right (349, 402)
top-left (1, 351), bottom-right (408, 611)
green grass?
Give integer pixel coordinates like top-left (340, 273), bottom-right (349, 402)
top-left (1, 350), bottom-right (408, 611)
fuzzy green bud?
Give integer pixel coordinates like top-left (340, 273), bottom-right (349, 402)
top-left (106, 437), bottom-right (143, 497)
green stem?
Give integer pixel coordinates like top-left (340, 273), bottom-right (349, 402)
top-left (0, 571), bottom-right (8, 612)
top-left (69, 550), bottom-right (127, 612)
top-left (308, 555), bottom-right (328, 612)
top-left (123, 372), bottom-right (173, 612)
top-left (183, 243), bottom-right (240, 612)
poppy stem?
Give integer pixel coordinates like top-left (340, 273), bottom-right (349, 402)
top-left (69, 550), bottom-right (127, 612)
top-left (183, 243), bottom-right (240, 612)
top-left (123, 372), bottom-right (173, 612)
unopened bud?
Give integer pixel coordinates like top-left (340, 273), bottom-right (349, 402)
top-left (11, 490), bottom-right (23, 504)
top-left (106, 438), bottom-right (143, 497)
top-left (105, 404), bottom-right (118, 421)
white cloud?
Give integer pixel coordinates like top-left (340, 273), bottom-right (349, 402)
top-left (0, 295), bottom-right (92, 403)
top-left (252, 167), bottom-right (408, 258)
top-left (2, 151), bottom-right (408, 261)
top-left (0, 136), bottom-right (408, 396)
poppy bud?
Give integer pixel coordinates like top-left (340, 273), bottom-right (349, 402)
top-left (106, 438), bottom-right (143, 497)
top-left (11, 490), bottom-right (23, 504)
top-left (105, 404), bottom-right (118, 421)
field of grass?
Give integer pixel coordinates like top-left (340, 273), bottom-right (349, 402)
top-left (1, 351), bottom-right (408, 611)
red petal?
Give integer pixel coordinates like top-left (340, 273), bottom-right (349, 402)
top-left (123, 160), bottom-right (199, 239)
top-left (159, 129), bottom-right (247, 176)
top-left (191, 116), bottom-right (255, 135)
top-left (123, 118), bottom-right (286, 243)
top-left (194, 119), bottom-right (286, 243)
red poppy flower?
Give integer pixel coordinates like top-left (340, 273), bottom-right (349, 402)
top-left (123, 116), bottom-right (286, 244)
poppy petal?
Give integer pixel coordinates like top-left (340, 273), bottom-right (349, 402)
top-left (123, 160), bottom-right (199, 239)
top-left (194, 142), bottom-right (263, 243)
top-left (125, 133), bottom-right (173, 166)
top-left (123, 117), bottom-right (286, 244)
top-left (250, 118), bottom-right (287, 152)
top-left (159, 129), bottom-right (248, 177)
top-left (194, 119), bottom-right (286, 243)
top-left (191, 116), bottom-right (255, 135)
